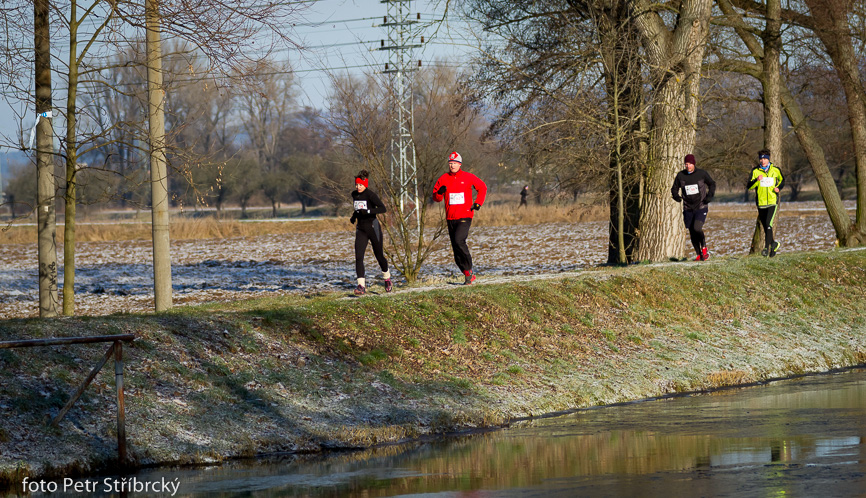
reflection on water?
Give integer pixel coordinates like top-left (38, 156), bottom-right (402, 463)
top-left (31, 369), bottom-right (866, 496)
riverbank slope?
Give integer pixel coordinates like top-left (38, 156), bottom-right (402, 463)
top-left (1, 249), bottom-right (865, 484)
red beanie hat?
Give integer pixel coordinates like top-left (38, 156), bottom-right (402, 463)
top-left (684, 154), bottom-right (696, 165)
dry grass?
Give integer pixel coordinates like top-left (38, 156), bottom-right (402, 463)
top-left (475, 202), bottom-right (607, 226)
top-left (0, 217), bottom-right (351, 245)
top-left (0, 203), bottom-right (606, 245)
top-left (1, 199), bottom-right (835, 245)
top-left (702, 369), bottom-right (757, 389)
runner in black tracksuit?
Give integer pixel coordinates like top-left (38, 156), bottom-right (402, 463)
top-left (671, 154), bottom-right (716, 261)
top-left (350, 170), bottom-right (392, 295)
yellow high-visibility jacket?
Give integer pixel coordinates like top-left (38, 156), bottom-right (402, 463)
top-left (748, 163), bottom-right (785, 207)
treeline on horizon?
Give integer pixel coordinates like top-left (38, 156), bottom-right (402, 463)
top-left (0, 6), bottom-right (861, 221)
top-left (1, 0), bottom-right (865, 259)
top-left (0, 54), bottom-right (858, 216)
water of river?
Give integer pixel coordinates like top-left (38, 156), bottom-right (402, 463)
top-left (24, 368), bottom-right (866, 497)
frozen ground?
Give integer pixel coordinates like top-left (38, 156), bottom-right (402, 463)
top-left (0, 201), bottom-right (847, 318)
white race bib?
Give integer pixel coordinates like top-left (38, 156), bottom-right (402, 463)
top-left (759, 177), bottom-right (775, 187)
top-left (449, 192), bottom-right (465, 205)
top-left (354, 200), bottom-right (368, 210)
top-left (684, 184), bottom-right (699, 195)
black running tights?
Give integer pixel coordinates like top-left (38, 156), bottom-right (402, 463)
top-left (682, 207), bottom-right (708, 255)
top-left (757, 205), bottom-right (777, 249)
top-left (355, 220), bottom-right (388, 278)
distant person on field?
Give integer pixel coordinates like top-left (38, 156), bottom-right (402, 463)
top-left (671, 153), bottom-right (716, 261)
top-left (748, 149), bottom-right (785, 257)
top-left (432, 151), bottom-right (487, 285)
top-left (350, 170), bottom-right (392, 295)
top-left (519, 185), bottom-right (529, 209)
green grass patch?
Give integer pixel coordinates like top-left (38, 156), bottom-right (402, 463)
top-left (451, 327), bottom-right (467, 345)
top-left (506, 365), bottom-right (524, 375)
top-left (358, 348), bottom-right (388, 366)
top-left (685, 331), bottom-right (707, 342)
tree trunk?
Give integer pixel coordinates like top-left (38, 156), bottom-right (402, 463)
top-left (637, 79), bottom-right (704, 261)
top-left (803, 0), bottom-right (865, 244)
top-left (780, 84), bottom-right (853, 245)
top-left (146, 0), bottom-right (172, 312)
top-left (63, 0), bottom-right (79, 315)
top-left (633, 0), bottom-right (712, 261)
top-left (35, 0), bottom-right (58, 317)
top-left (718, 0), bottom-right (853, 246)
top-left (750, 218), bottom-right (764, 254)
top-left (599, 6), bottom-right (643, 265)
top-left (750, 0), bottom-right (782, 256)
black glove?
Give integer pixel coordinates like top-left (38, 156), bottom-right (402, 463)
top-left (672, 195), bottom-right (682, 203)
top-left (704, 196), bottom-right (713, 204)
top-left (350, 213), bottom-right (357, 224)
top-left (436, 185), bottom-right (446, 195)
top-left (471, 203), bottom-right (481, 211)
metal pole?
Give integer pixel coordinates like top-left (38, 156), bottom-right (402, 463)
top-left (115, 340), bottom-right (126, 465)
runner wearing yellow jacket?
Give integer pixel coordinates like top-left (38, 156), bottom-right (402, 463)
top-left (747, 149), bottom-right (785, 257)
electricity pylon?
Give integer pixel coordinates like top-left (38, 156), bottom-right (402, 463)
top-left (380, 0), bottom-right (422, 225)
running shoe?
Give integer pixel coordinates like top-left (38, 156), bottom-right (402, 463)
top-left (464, 273), bottom-right (476, 285)
top-left (694, 254), bottom-right (702, 261)
top-left (701, 247), bottom-right (709, 261)
top-left (354, 285), bottom-right (366, 296)
top-left (769, 241), bottom-right (780, 257)
top-left (385, 279), bottom-right (393, 293)
top-left (761, 247), bottom-right (769, 257)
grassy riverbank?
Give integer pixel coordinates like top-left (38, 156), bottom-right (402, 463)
top-left (1, 248), bottom-right (865, 484)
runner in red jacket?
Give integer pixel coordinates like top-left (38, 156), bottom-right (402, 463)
top-left (432, 151), bottom-right (487, 285)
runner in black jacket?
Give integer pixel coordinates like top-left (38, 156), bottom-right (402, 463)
top-left (350, 170), bottom-right (392, 295)
top-left (671, 154), bottom-right (716, 261)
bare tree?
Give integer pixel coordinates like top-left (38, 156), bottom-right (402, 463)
top-left (464, 0), bottom-right (713, 262)
top-left (465, 1), bottom-right (644, 263)
top-left (715, 0), bottom-right (858, 247)
top-left (630, 0), bottom-right (713, 261)
top-left (328, 66), bottom-right (488, 282)
top-left (58, 0), bottom-right (122, 314)
top-left (35, 0), bottom-right (59, 316)
top-left (236, 61), bottom-right (296, 218)
top-left (596, 5), bottom-right (647, 264)
top-left (799, 0), bottom-right (865, 243)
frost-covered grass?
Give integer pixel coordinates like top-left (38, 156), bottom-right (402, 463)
top-left (1, 248), bottom-right (865, 484)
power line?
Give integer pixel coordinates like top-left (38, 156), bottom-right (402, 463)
top-left (289, 16), bottom-right (381, 27)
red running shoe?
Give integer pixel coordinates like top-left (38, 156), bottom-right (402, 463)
top-left (385, 279), bottom-right (393, 293)
top-left (701, 247), bottom-right (709, 261)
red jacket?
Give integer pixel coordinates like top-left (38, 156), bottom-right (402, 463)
top-left (432, 170), bottom-right (487, 220)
